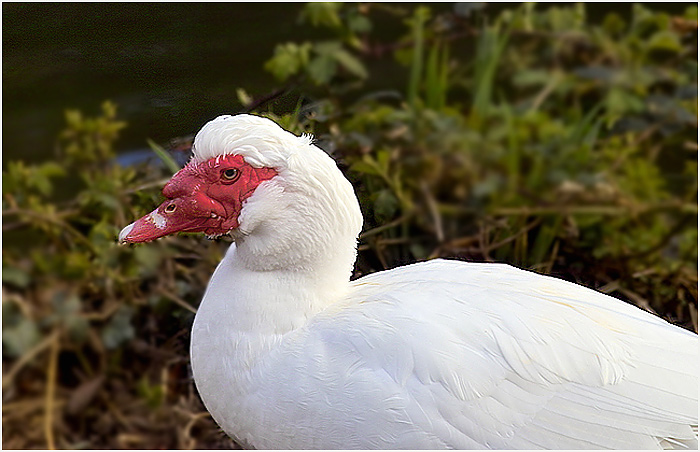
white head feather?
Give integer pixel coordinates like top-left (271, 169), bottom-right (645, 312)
top-left (191, 114), bottom-right (363, 276)
top-left (192, 114), bottom-right (313, 168)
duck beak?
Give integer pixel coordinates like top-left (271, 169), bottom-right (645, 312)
top-left (118, 201), bottom-right (215, 244)
top-left (119, 153), bottom-right (277, 244)
top-left (119, 159), bottom-right (233, 244)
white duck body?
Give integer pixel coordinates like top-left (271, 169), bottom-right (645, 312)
top-left (185, 115), bottom-right (698, 449)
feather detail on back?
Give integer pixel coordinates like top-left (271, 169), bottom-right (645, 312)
top-left (193, 259), bottom-right (698, 449)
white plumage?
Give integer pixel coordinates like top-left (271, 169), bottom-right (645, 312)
top-left (127, 114), bottom-right (698, 449)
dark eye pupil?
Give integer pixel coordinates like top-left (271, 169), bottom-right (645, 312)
top-left (223, 169), bottom-right (238, 180)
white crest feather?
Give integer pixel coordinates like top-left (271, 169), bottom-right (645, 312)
top-left (192, 114), bottom-right (313, 170)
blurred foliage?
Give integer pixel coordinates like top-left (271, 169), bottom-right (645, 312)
top-left (2, 3), bottom-right (697, 449)
top-left (3, 102), bottom-right (234, 448)
top-left (261, 2), bottom-right (697, 327)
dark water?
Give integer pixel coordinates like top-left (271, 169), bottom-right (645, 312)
top-left (2, 3), bottom-right (321, 166)
top-left (3, 3), bottom-right (689, 167)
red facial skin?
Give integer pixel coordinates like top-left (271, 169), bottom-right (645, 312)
top-left (120, 154), bottom-right (277, 243)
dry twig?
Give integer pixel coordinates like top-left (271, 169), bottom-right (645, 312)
top-left (44, 329), bottom-right (60, 450)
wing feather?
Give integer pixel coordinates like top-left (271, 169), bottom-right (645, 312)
top-left (299, 260), bottom-right (699, 449)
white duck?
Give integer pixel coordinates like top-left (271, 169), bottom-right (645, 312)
top-left (120, 114), bottom-right (698, 449)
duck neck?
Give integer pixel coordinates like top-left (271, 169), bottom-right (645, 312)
top-left (196, 157), bottom-right (364, 337)
top-left (199, 229), bottom-right (357, 337)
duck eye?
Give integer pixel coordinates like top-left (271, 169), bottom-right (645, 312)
top-left (165, 203), bottom-right (177, 213)
top-left (222, 168), bottom-right (239, 181)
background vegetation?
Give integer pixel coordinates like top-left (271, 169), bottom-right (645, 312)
top-left (3, 3), bottom-right (697, 449)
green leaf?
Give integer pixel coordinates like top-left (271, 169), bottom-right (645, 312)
top-left (425, 40), bottom-right (448, 110)
top-left (605, 87), bottom-right (645, 118)
top-left (307, 54), bottom-right (337, 85)
top-left (301, 2), bottom-right (343, 29)
top-left (602, 12), bottom-right (626, 36)
top-left (264, 42), bottom-right (312, 81)
top-left (2, 266), bottom-right (31, 288)
top-left (38, 162), bottom-right (66, 178)
top-left (2, 315), bottom-right (41, 358)
top-left (406, 6), bottom-right (431, 108)
top-left (314, 41), bottom-right (343, 55)
top-left (64, 109), bottom-right (83, 129)
top-left (376, 149), bottom-right (391, 173)
top-left (530, 218), bottom-right (562, 266)
top-left (133, 246), bottom-right (165, 279)
top-left (137, 375), bottom-right (165, 409)
top-left (350, 160), bottom-right (381, 176)
top-left (347, 12), bottom-right (372, 34)
top-left (147, 139), bottom-right (181, 174)
top-left (63, 252), bottom-right (92, 279)
top-left (333, 49), bottom-right (368, 79)
top-left (512, 69), bottom-right (551, 88)
top-left (647, 30), bottom-right (682, 54)
top-left (373, 189), bottom-right (399, 222)
top-left (472, 22), bottom-right (510, 117)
